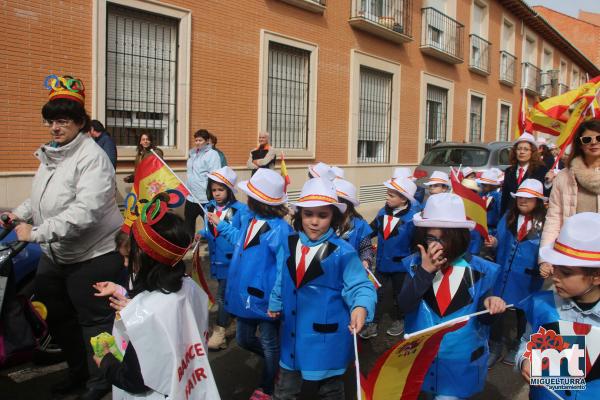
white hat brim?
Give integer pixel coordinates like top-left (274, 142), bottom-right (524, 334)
top-left (383, 181), bottom-right (415, 203)
top-left (337, 194), bottom-right (360, 207)
top-left (413, 212), bottom-right (476, 230)
top-left (291, 200), bottom-right (347, 214)
top-left (510, 192), bottom-right (548, 202)
top-left (423, 181), bottom-right (450, 187)
top-left (516, 136), bottom-right (538, 149)
top-left (207, 174), bottom-right (237, 193)
top-left (237, 180), bottom-right (287, 205)
top-left (539, 245), bottom-right (600, 267)
top-left (475, 179), bottom-right (500, 186)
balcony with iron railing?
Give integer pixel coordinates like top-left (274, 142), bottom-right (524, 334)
top-left (521, 62), bottom-right (541, 94)
top-left (278, 0), bottom-right (326, 13)
top-left (469, 34), bottom-right (490, 75)
top-left (539, 69), bottom-right (559, 99)
top-left (420, 7), bottom-right (464, 64)
top-left (349, 0), bottom-right (413, 44)
top-left (499, 51), bottom-right (516, 86)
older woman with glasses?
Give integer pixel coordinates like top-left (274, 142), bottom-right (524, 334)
top-left (1, 75), bottom-right (123, 400)
top-left (539, 120), bottom-right (600, 278)
top-left (500, 133), bottom-right (549, 215)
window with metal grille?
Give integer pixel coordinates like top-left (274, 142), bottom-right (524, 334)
top-left (267, 42), bottom-right (311, 150)
top-left (425, 84), bottom-right (448, 153)
top-left (469, 95), bottom-right (483, 143)
top-left (357, 66), bottom-right (392, 163)
top-left (499, 104), bottom-right (510, 141)
top-left (106, 4), bottom-right (178, 147)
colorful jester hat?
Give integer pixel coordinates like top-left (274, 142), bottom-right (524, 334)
top-left (131, 191), bottom-right (190, 266)
top-left (44, 74), bottom-right (85, 105)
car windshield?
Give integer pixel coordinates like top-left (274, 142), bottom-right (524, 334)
top-left (421, 147), bottom-right (490, 167)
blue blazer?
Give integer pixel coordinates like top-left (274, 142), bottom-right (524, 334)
top-left (200, 200), bottom-right (247, 280)
top-left (372, 205), bottom-right (417, 273)
top-left (493, 215), bottom-right (544, 305)
top-left (339, 217), bottom-right (372, 253)
top-left (402, 254), bottom-right (500, 398)
top-left (223, 212), bottom-right (292, 320)
top-left (481, 190), bottom-right (502, 235)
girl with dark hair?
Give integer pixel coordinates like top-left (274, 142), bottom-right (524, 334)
top-left (541, 120), bottom-right (600, 278)
top-left (500, 133), bottom-right (549, 215)
top-left (268, 178), bottom-right (376, 400)
top-left (185, 129), bottom-right (221, 236)
top-left (4, 75), bottom-right (124, 400)
top-left (199, 167), bottom-right (247, 351)
top-left (398, 193), bottom-right (506, 400)
top-left (485, 179), bottom-right (547, 368)
top-left (207, 168), bottom-right (292, 399)
top-left (93, 196), bottom-right (220, 399)
top-left (123, 132), bottom-right (164, 183)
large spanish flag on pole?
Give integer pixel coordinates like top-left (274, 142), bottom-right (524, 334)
top-left (449, 168), bottom-right (489, 240)
top-left (360, 317), bottom-right (468, 400)
top-left (122, 152), bottom-right (190, 233)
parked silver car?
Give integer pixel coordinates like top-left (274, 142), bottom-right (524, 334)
top-left (413, 141), bottom-right (513, 184)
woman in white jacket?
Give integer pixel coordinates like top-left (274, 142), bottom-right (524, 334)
top-left (2, 75), bottom-right (124, 400)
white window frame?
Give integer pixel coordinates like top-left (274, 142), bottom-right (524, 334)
top-left (522, 28), bottom-right (538, 66)
top-left (258, 30), bottom-right (318, 159)
top-left (571, 66), bottom-right (580, 89)
top-left (418, 72), bottom-right (454, 159)
top-left (500, 15), bottom-right (515, 53)
top-left (348, 49), bottom-right (400, 164)
top-left (470, 0), bottom-right (489, 39)
top-left (466, 90), bottom-right (486, 143)
top-left (92, 0), bottom-right (192, 160)
top-left (496, 100), bottom-right (512, 141)
top-left (559, 59), bottom-right (568, 84)
top-left (541, 44), bottom-right (554, 71)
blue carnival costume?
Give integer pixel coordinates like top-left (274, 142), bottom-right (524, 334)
top-left (200, 199), bottom-right (247, 279)
top-left (269, 229), bottom-right (376, 380)
top-left (493, 216), bottom-right (543, 305)
top-left (372, 205), bottom-right (418, 273)
top-left (517, 291), bottom-right (600, 400)
top-left (481, 190), bottom-right (502, 235)
top-left (400, 254), bottom-right (500, 398)
top-left (218, 211), bottom-right (292, 320)
top-left (339, 217), bottom-right (372, 252)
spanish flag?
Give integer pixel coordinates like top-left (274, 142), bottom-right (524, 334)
top-left (122, 152), bottom-right (190, 233)
top-left (280, 152), bottom-right (291, 193)
top-left (360, 317), bottom-right (468, 399)
top-left (534, 76), bottom-right (600, 121)
top-left (450, 168), bottom-right (488, 240)
top-left (514, 91), bottom-right (528, 139)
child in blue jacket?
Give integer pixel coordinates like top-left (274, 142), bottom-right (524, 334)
top-left (200, 166), bottom-right (247, 350)
top-left (517, 212), bottom-right (600, 400)
top-left (398, 193), bottom-right (506, 399)
top-left (485, 179), bottom-right (547, 367)
top-left (363, 177), bottom-right (418, 339)
top-left (268, 178), bottom-right (376, 399)
top-left (208, 168), bottom-right (292, 399)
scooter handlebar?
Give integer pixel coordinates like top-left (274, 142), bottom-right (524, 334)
top-left (0, 214), bottom-right (16, 242)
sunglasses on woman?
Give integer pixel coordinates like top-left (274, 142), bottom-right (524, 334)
top-left (579, 135), bottom-right (600, 145)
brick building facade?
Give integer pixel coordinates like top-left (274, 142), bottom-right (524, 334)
top-left (0, 0), bottom-right (597, 207)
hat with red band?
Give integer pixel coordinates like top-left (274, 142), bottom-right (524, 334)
top-left (131, 194), bottom-right (190, 266)
top-left (292, 178), bottom-right (346, 213)
top-left (539, 212), bottom-right (600, 267)
top-left (44, 74), bottom-right (85, 105)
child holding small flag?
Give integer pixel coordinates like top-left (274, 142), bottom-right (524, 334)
top-left (208, 168), bottom-right (292, 399)
top-left (363, 177), bottom-right (419, 339)
top-left (398, 193), bottom-right (506, 399)
top-left (268, 178), bottom-right (376, 400)
top-left (199, 166), bottom-right (247, 350)
top-left (476, 170), bottom-right (503, 236)
top-left (485, 179), bottom-right (547, 368)
top-left (517, 212), bottom-right (600, 400)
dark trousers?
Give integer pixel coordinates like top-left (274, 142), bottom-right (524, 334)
top-left (34, 251), bottom-right (124, 390)
top-left (489, 308), bottom-right (527, 348)
top-left (184, 200), bottom-right (206, 236)
top-left (215, 279), bottom-right (231, 328)
top-left (374, 271), bottom-right (407, 322)
top-left (273, 368), bottom-right (345, 400)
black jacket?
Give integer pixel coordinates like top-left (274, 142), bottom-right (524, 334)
top-left (500, 164), bottom-right (549, 215)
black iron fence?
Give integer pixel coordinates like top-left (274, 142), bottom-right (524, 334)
top-left (351, 0), bottom-right (413, 37)
top-left (421, 7), bottom-right (464, 61)
top-left (522, 62), bottom-right (541, 93)
top-left (499, 50), bottom-right (516, 84)
top-left (469, 34), bottom-right (490, 73)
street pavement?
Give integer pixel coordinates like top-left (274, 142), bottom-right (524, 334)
top-left (0, 241), bottom-right (530, 400)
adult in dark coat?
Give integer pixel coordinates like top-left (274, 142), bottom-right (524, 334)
top-left (90, 120), bottom-right (117, 169)
top-left (500, 133), bottom-right (549, 215)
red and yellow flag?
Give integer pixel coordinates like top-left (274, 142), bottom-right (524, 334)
top-left (450, 168), bottom-right (488, 240)
top-left (280, 152), bottom-right (291, 193)
top-left (514, 91), bottom-right (529, 139)
top-left (122, 153), bottom-right (190, 233)
top-left (360, 317), bottom-right (468, 399)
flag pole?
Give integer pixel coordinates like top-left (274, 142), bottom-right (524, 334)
top-left (150, 149), bottom-right (208, 216)
top-left (353, 329), bottom-right (362, 400)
